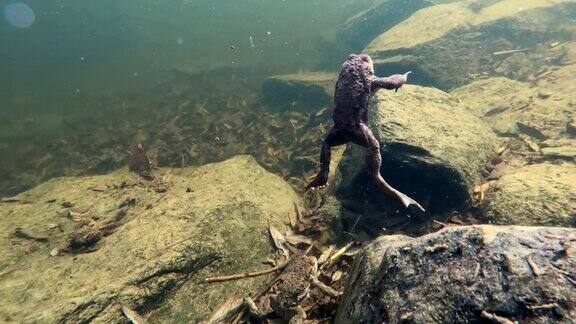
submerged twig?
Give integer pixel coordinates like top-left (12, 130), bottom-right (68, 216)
top-left (493, 48), bottom-right (530, 56)
top-left (204, 262), bottom-right (287, 283)
top-left (433, 219), bottom-right (449, 228)
top-left (121, 305), bottom-right (148, 324)
top-left (324, 243), bottom-right (352, 268)
top-left (527, 303), bottom-right (558, 310)
top-left (526, 254), bottom-right (540, 277)
top-left (481, 310), bottom-right (517, 324)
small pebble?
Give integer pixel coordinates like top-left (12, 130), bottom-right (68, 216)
top-left (538, 91), bottom-right (552, 99)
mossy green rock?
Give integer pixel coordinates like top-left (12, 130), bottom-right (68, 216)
top-left (452, 63), bottom-right (576, 141)
top-left (335, 85), bottom-right (498, 215)
top-left (484, 163), bottom-right (576, 226)
top-left (365, 0), bottom-right (576, 89)
top-left (338, 0), bottom-right (434, 50)
top-left (0, 155), bottom-right (301, 323)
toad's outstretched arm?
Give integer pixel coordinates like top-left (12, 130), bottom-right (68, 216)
top-left (370, 71), bottom-right (412, 92)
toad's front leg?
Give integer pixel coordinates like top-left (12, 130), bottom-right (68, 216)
top-left (370, 72), bottom-right (411, 92)
top-left (306, 126), bottom-right (348, 190)
top-left (270, 295), bottom-right (306, 324)
top-left (287, 306), bottom-right (306, 324)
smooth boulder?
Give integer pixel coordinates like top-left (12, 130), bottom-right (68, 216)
top-left (0, 155), bottom-right (301, 323)
top-left (335, 85), bottom-right (498, 216)
top-left (336, 225), bottom-right (576, 323)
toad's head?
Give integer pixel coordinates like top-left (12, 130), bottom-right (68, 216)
top-left (347, 53), bottom-right (374, 76)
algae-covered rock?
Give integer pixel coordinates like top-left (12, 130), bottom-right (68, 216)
top-left (452, 64), bottom-right (576, 141)
top-left (335, 85), bottom-right (498, 215)
top-left (568, 115), bottom-right (576, 137)
top-left (336, 225), bottom-right (576, 323)
top-left (365, 0), bottom-right (576, 89)
top-left (540, 139), bottom-right (576, 161)
top-left (484, 163), bottom-right (576, 227)
top-left (0, 155), bottom-right (301, 323)
top-left (338, 0), bottom-right (434, 50)
top-left (261, 72), bottom-right (337, 108)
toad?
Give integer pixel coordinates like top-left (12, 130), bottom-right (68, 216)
top-left (269, 254), bottom-right (318, 323)
top-left (248, 254), bottom-right (318, 323)
top-left (307, 54), bottom-right (424, 212)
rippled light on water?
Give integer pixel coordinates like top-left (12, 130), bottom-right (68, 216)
top-left (4, 2), bottom-right (35, 29)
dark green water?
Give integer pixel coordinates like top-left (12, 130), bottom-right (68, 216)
top-left (1, 0), bottom-right (374, 96)
top-left (0, 0), bottom-right (376, 195)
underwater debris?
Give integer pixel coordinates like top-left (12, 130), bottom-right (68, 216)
top-left (205, 244), bottom-right (343, 323)
top-left (480, 310), bottom-right (516, 324)
top-left (485, 161), bottom-right (506, 181)
top-left (284, 230), bottom-right (314, 247)
top-left (317, 245), bottom-right (335, 265)
top-left (203, 198), bottom-right (350, 323)
top-left (204, 262), bottom-right (288, 283)
top-left (11, 227), bottom-right (49, 242)
top-left (205, 298), bottom-right (246, 323)
top-left (473, 181), bottom-right (494, 203)
top-left (1, 68), bottom-right (334, 198)
top-left (60, 208), bottom-right (128, 254)
top-left (493, 48), bottom-right (531, 56)
top-left (122, 305), bottom-right (148, 324)
top-left (268, 224), bottom-right (290, 258)
top-left (324, 243), bottom-right (353, 269)
top-left (128, 143), bottom-right (154, 180)
top-left (1, 197), bottom-right (32, 203)
top-left (518, 134), bottom-right (541, 153)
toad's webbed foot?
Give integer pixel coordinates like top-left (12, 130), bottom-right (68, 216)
top-left (397, 192), bottom-right (426, 220)
top-left (305, 172), bottom-right (329, 191)
top-left (397, 193), bottom-right (425, 212)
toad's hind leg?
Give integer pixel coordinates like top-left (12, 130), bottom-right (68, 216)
top-left (351, 123), bottom-right (425, 212)
top-left (306, 127), bottom-right (348, 190)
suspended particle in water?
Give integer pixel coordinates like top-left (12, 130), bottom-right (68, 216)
top-left (3, 2), bottom-right (35, 29)
top-left (177, 36), bottom-right (184, 45)
top-left (229, 44), bottom-right (236, 51)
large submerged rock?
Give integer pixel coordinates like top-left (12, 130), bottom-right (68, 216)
top-left (338, 0), bottom-right (434, 50)
top-left (452, 62), bottom-right (576, 141)
top-left (0, 155), bottom-right (301, 323)
top-left (364, 0), bottom-right (576, 89)
top-left (335, 85), bottom-right (498, 216)
top-left (260, 72), bottom-right (337, 108)
top-left (484, 163), bottom-right (576, 227)
top-left (336, 225), bottom-right (576, 323)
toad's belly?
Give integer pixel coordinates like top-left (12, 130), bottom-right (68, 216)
top-left (333, 105), bottom-right (363, 128)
